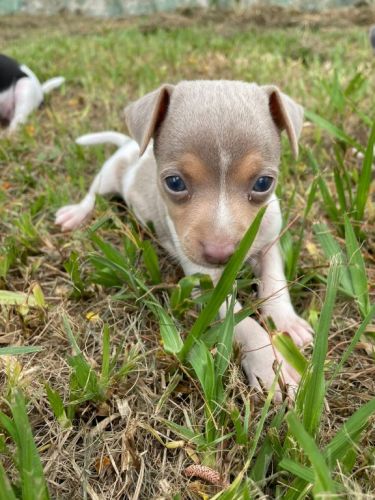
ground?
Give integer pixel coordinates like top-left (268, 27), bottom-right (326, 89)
top-left (0, 5), bottom-right (375, 499)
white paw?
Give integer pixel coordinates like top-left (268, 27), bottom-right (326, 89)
top-left (263, 305), bottom-right (313, 347)
top-left (236, 317), bottom-right (300, 402)
top-left (55, 203), bottom-right (92, 231)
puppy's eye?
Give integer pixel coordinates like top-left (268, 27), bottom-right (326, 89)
top-left (165, 175), bottom-right (187, 192)
top-left (252, 176), bottom-right (274, 193)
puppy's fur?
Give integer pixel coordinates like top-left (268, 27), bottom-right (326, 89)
top-left (0, 54), bottom-right (65, 133)
top-left (56, 80), bottom-right (313, 400)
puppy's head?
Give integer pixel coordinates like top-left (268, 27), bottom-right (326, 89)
top-left (125, 81), bottom-right (303, 267)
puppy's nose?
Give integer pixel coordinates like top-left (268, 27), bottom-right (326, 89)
top-left (202, 242), bottom-right (235, 265)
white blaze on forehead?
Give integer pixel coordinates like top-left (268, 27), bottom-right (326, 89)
top-left (216, 189), bottom-right (233, 230)
top-left (219, 147), bottom-right (232, 173)
top-left (215, 146), bottom-right (233, 230)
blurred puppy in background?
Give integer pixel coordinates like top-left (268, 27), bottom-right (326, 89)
top-left (0, 54), bottom-right (65, 134)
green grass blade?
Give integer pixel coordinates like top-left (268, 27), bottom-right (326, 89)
top-left (344, 71), bottom-right (366, 98)
top-left (313, 222), bottom-right (354, 297)
top-left (170, 275), bottom-right (200, 312)
top-left (301, 256), bottom-right (341, 436)
top-left (0, 413), bottom-right (18, 442)
top-left (68, 354), bottom-right (101, 401)
top-left (283, 478), bottom-right (312, 500)
top-left (63, 314), bottom-right (81, 355)
top-left (162, 420), bottom-right (206, 447)
top-left (214, 371), bottom-right (279, 498)
top-left (214, 290), bottom-right (235, 381)
top-left (10, 390), bottom-right (50, 500)
top-left (230, 405), bottom-right (248, 446)
top-left (251, 403), bottom-right (286, 482)
top-left (156, 306), bottom-right (183, 354)
top-left (304, 110), bottom-right (362, 150)
top-left (179, 206), bottom-right (266, 360)
top-left (333, 167), bottom-right (347, 213)
top-left (188, 340), bottom-right (216, 404)
top-left (279, 457), bottom-right (343, 490)
top-left (278, 457), bottom-right (314, 483)
top-left (45, 384), bottom-right (71, 429)
top-left (247, 367), bottom-right (279, 464)
top-left (0, 461), bottom-right (17, 500)
top-left (290, 178), bottom-right (318, 280)
top-left (283, 395), bottom-right (375, 497)
top-left (324, 397), bottom-right (375, 467)
top-left (313, 223), bottom-right (343, 260)
top-left (355, 121), bottom-right (375, 222)
top-left (90, 233), bottom-right (147, 293)
top-left (142, 240), bottom-right (162, 284)
top-left (285, 411), bottom-right (336, 495)
top-left (307, 149), bottom-right (340, 225)
top-left (155, 372), bottom-right (182, 414)
top-left (272, 332), bottom-right (308, 376)
top-left (0, 346), bottom-right (42, 355)
top-left (329, 304), bottom-right (375, 384)
top-left (64, 251), bottom-right (86, 297)
top-left (344, 215), bottom-right (370, 317)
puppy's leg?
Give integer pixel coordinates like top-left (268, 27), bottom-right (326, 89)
top-left (55, 154), bottom-right (123, 231)
top-left (258, 242), bottom-right (313, 347)
top-left (8, 78), bottom-right (43, 133)
top-left (181, 260), bottom-right (299, 401)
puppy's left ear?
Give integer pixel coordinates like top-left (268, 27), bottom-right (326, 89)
top-left (124, 84), bottom-right (175, 156)
top-left (262, 85), bottom-right (304, 159)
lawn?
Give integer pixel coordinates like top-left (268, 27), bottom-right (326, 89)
top-left (0, 6), bottom-right (374, 499)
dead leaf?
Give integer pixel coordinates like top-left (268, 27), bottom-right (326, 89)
top-left (95, 455), bottom-right (111, 475)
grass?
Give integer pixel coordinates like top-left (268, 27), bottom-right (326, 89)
top-left (0, 6), bottom-right (375, 499)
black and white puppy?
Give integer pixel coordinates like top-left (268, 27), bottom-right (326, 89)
top-left (0, 54), bottom-right (65, 133)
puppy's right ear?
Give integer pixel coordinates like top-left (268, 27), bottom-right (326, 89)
top-left (124, 84), bottom-right (174, 155)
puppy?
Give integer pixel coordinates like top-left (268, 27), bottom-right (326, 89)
top-left (56, 81), bottom-right (313, 400)
top-left (0, 54), bottom-right (65, 133)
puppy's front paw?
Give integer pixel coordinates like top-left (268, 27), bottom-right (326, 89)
top-left (263, 305), bottom-right (313, 347)
top-left (236, 318), bottom-right (299, 402)
top-left (55, 202), bottom-right (92, 232)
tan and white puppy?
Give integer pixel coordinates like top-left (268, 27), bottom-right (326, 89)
top-left (56, 81), bottom-right (313, 400)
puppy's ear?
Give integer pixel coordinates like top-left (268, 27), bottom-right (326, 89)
top-left (124, 84), bottom-right (174, 156)
top-left (262, 85), bottom-right (304, 159)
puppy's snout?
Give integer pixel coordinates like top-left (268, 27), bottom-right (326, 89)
top-left (201, 241), bottom-right (235, 266)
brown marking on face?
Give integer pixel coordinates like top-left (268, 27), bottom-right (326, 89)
top-left (230, 151), bottom-right (265, 188)
top-left (178, 152), bottom-right (217, 187)
top-left (159, 150), bottom-right (276, 267)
